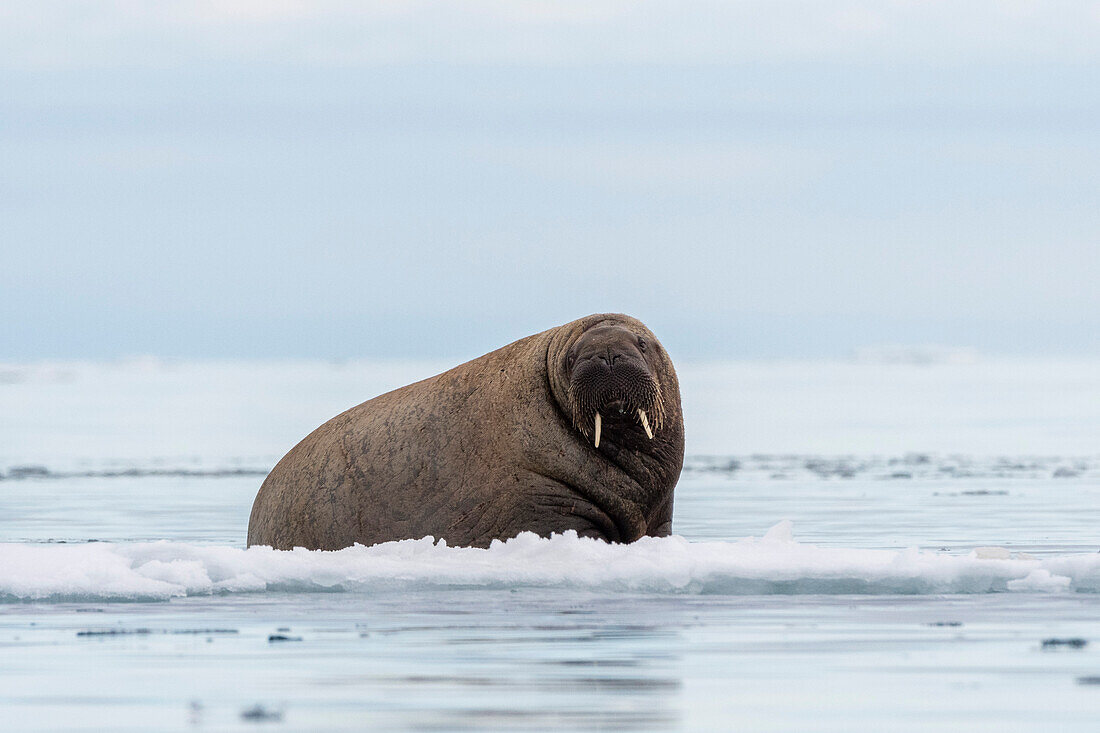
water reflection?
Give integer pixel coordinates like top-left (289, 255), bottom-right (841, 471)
top-left (6, 592), bottom-right (1100, 731)
top-left (331, 601), bottom-right (685, 731)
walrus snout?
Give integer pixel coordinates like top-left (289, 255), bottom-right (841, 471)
top-left (566, 325), bottom-right (664, 448)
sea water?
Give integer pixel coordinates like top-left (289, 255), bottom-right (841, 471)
top-left (1, 358), bottom-right (1099, 731)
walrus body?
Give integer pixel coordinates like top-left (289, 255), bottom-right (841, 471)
top-left (247, 313), bottom-right (684, 549)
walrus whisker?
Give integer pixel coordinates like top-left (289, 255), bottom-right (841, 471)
top-left (594, 412), bottom-right (602, 448)
top-left (638, 409), bottom-right (654, 439)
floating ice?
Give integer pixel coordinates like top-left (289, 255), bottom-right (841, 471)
top-left (2, 523), bottom-right (1098, 603)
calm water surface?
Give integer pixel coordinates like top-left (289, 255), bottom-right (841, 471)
top-left (3, 469), bottom-right (1100, 732)
top-left (2, 360), bottom-right (1099, 731)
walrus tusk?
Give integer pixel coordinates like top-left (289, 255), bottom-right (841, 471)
top-left (638, 409), bottom-right (654, 439)
top-left (594, 412), bottom-right (602, 448)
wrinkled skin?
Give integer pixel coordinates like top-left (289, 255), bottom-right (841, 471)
top-left (247, 313), bottom-right (684, 549)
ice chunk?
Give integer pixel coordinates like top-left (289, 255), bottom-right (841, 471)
top-left (3, 526), bottom-right (1099, 603)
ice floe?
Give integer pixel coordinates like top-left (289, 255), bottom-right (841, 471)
top-left (3, 522), bottom-right (1099, 603)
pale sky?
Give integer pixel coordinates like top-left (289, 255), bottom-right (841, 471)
top-left (2, 1), bottom-right (1098, 359)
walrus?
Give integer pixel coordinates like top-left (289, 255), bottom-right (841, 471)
top-left (247, 313), bottom-right (684, 549)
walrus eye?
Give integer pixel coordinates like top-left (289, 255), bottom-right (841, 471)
top-left (637, 338), bottom-right (646, 353)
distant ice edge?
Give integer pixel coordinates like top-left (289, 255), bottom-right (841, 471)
top-left (3, 522), bottom-right (1099, 603)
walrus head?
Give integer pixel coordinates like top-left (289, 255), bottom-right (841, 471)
top-left (560, 321), bottom-right (668, 449)
top-left (543, 313), bottom-right (685, 539)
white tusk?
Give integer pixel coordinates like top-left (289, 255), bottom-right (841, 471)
top-left (594, 412), bottom-right (602, 448)
top-left (638, 409), bottom-right (654, 439)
